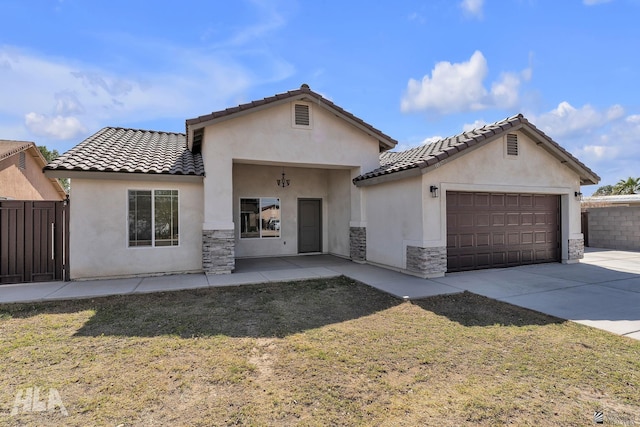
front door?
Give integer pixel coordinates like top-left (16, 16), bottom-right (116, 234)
top-left (298, 199), bottom-right (322, 253)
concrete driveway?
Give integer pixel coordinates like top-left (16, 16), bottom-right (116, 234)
top-left (429, 248), bottom-right (640, 340)
top-left (0, 248), bottom-right (638, 340)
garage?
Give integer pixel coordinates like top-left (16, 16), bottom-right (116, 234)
top-left (447, 192), bottom-right (560, 272)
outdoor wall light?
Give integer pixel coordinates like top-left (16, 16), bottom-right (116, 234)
top-left (430, 185), bottom-right (439, 198)
top-left (277, 168), bottom-right (290, 188)
top-left (574, 191), bottom-right (583, 200)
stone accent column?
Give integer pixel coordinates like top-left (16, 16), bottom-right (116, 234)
top-left (406, 246), bottom-right (447, 277)
top-left (202, 230), bottom-right (235, 274)
top-left (349, 227), bottom-right (366, 262)
top-left (568, 238), bottom-right (584, 260)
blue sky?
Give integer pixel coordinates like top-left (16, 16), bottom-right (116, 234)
top-left (1, 0), bottom-right (639, 193)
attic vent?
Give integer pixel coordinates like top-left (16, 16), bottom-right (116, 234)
top-left (19, 152), bottom-right (26, 169)
top-left (506, 134), bottom-right (518, 156)
top-left (293, 103), bottom-right (311, 127)
top-left (192, 128), bottom-right (204, 154)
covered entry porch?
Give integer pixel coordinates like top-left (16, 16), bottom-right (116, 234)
top-left (232, 162), bottom-right (363, 261)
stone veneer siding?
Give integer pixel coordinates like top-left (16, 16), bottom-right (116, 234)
top-left (586, 206), bottom-right (640, 251)
top-left (203, 230), bottom-right (235, 274)
top-left (349, 227), bottom-right (366, 262)
top-left (406, 246), bottom-right (447, 277)
top-left (568, 238), bottom-right (584, 260)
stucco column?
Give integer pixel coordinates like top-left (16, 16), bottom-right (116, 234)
top-left (201, 148), bottom-right (235, 274)
top-left (350, 168), bottom-right (367, 262)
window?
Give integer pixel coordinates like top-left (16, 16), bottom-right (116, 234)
top-left (128, 189), bottom-right (179, 247)
top-left (240, 197), bottom-right (280, 239)
top-left (292, 102), bottom-right (312, 128)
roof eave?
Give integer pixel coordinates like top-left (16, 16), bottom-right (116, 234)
top-left (517, 125), bottom-right (600, 186)
top-left (185, 87), bottom-right (398, 152)
top-left (44, 169), bottom-right (205, 183)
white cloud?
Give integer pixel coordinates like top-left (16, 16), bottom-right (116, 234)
top-left (532, 101), bottom-right (625, 137)
top-left (401, 51), bottom-right (529, 114)
top-left (0, 31), bottom-right (294, 148)
top-left (24, 112), bottom-right (86, 140)
top-left (529, 101), bottom-right (638, 192)
top-left (625, 114), bottom-right (640, 124)
top-left (583, 0), bottom-right (613, 5)
top-left (463, 120), bottom-right (488, 132)
top-left (422, 135), bottom-right (443, 144)
top-left (0, 1), bottom-right (296, 150)
top-left (460, 0), bottom-right (484, 19)
top-left (582, 144), bottom-right (619, 160)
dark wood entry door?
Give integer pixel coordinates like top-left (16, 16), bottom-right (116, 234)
top-left (298, 199), bottom-right (322, 253)
top-left (446, 192), bottom-right (560, 272)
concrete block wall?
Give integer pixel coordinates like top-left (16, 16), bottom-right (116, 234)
top-left (587, 206), bottom-right (640, 251)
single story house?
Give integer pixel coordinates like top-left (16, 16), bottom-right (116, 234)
top-left (45, 84), bottom-right (599, 280)
top-left (1, 140), bottom-right (66, 201)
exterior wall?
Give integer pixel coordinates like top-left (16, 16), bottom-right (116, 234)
top-left (232, 164), bottom-right (352, 258)
top-left (364, 175), bottom-right (424, 271)
top-left (364, 130), bottom-right (587, 275)
top-left (202, 101), bottom-right (379, 263)
top-left (0, 151), bottom-right (64, 200)
top-left (69, 178), bottom-right (203, 279)
top-left (425, 131), bottom-right (584, 265)
top-left (201, 101), bottom-right (381, 231)
top-left (587, 207), bottom-right (640, 250)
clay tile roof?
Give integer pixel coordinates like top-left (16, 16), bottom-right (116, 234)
top-left (186, 84), bottom-right (398, 151)
top-left (44, 128), bottom-right (204, 176)
top-left (354, 114), bottom-right (600, 185)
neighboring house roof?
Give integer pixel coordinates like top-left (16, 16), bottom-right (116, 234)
top-left (353, 114), bottom-right (600, 186)
top-left (0, 139), bottom-right (67, 199)
top-left (186, 84), bottom-right (398, 152)
top-left (44, 127), bottom-right (204, 177)
top-left (0, 140), bottom-right (33, 161)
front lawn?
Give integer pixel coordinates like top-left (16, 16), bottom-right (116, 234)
top-left (1, 277), bottom-right (639, 426)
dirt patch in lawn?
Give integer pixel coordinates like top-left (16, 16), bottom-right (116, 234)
top-left (1, 277), bottom-right (639, 426)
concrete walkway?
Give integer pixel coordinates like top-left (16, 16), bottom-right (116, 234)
top-left (1, 248), bottom-right (639, 340)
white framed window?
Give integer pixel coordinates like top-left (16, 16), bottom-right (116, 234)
top-left (128, 189), bottom-right (179, 247)
top-left (292, 102), bottom-right (312, 129)
top-left (240, 197), bottom-right (281, 239)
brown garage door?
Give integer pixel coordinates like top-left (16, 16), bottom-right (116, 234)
top-left (447, 192), bottom-right (560, 272)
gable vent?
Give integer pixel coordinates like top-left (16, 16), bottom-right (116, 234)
top-left (506, 133), bottom-right (518, 156)
top-left (19, 152), bottom-right (26, 169)
top-left (294, 103), bottom-right (310, 126)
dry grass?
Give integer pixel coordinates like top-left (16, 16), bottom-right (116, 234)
top-left (1, 276), bottom-right (639, 426)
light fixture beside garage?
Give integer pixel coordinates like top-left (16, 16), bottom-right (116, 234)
top-left (574, 191), bottom-right (583, 200)
top-left (430, 185), bottom-right (439, 198)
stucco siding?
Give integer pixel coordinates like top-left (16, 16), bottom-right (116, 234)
top-left (201, 101), bottom-right (381, 229)
top-left (364, 130), bottom-right (587, 272)
top-left (69, 178), bottom-right (203, 279)
top-left (364, 175), bottom-right (424, 270)
top-left (0, 152), bottom-right (63, 200)
top-left (327, 169), bottom-right (351, 257)
top-left (233, 164), bottom-right (352, 258)
top-left (424, 131), bottom-right (585, 262)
